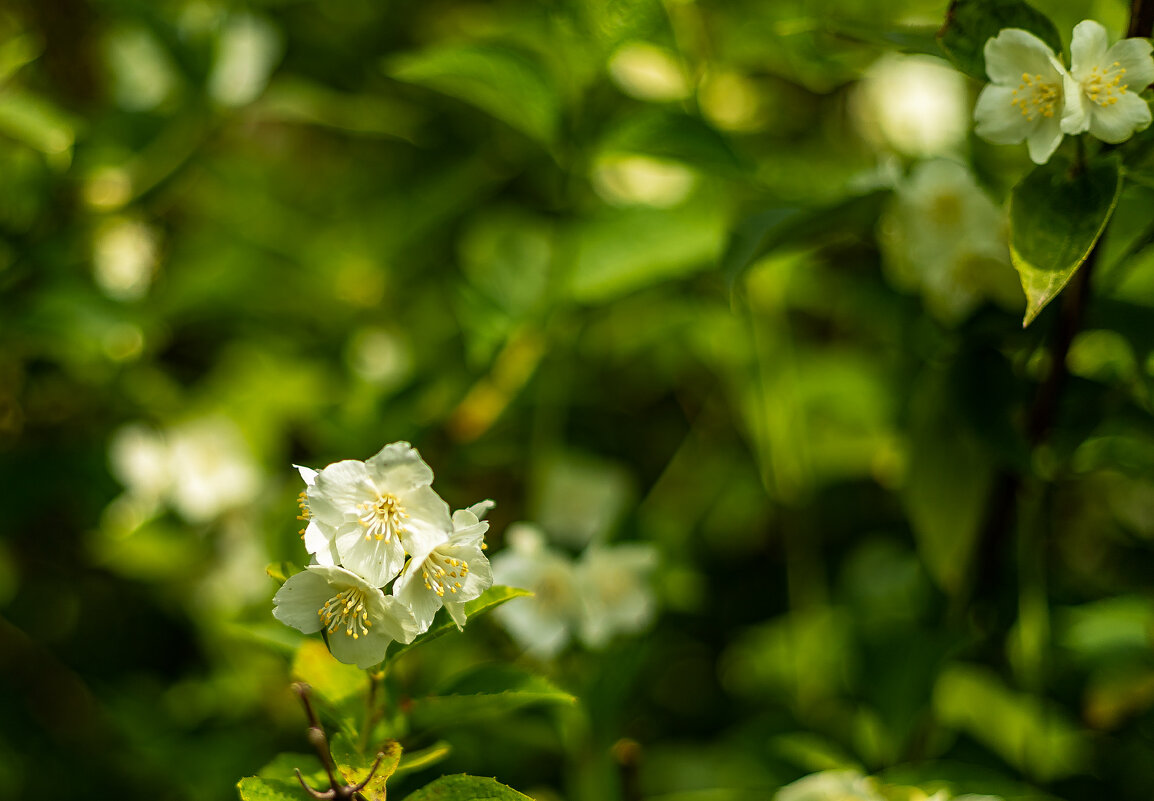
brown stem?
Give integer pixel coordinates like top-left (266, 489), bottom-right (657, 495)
top-left (1129, 0), bottom-right (1154, 37)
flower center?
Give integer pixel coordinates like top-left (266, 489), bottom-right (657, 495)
top-left (422, 552), bottom-right (468, 597)
top-left (1083, 61), bottom-right (1128, 106)
top-left (1010, 72), bottom-right (1059, 121)
top-left (358, 493), bottom-right (407, 542)
top-left (318, 587), bottom-right (373, 640)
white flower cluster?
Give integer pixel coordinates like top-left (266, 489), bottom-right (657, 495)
top-left (974, 20), bottom-right (1154, 163)
top-left (491, 524), bottom-right (657, 659)
top-left (273, 442), bottom-right (494, 668)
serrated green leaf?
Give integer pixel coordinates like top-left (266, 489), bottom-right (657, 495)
top-left (291, 638), bottom-right (369, 705)
top-left (386, 43), bottom-right (560, 145)
top-left (390, 585), bottom-right (531, 661)
top-left (409, 664), bottom-right (576, 729)
top-left (402, 774), bottom-right (534, 801)
top-left (237, 776), bottom-right (304, 801)
top-left (330, 732), bottom-right (402, 801)
top-left (938, 0), bottom-right (1063, 81)
top-left (1010, 155), bottom-right (1122, 326)
top-left (394, 741), bottom-right (453, 777)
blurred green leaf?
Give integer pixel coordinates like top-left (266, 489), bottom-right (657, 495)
top-left (266, 561), bottom-right (303, 585)
top-left (599, 109), bottom-right (748, 175)
top-left (1010, 155), bottom-right (1121, 327)
top-left (387, 43), bottom-right (560, 145)
top-left (938, 0), bottom-right (1062, 81)
top-left (723, 191), bottom-right (889, 285)
top-left (0, 32), bottom-right (42, 83)
top-left (291, 639), bottom-right (369, 706)
top-left (257, 752), bottom-right (327, 787)
top-left (401, 773), bottom-right (533, 801)
top-left (390, 585), bottom-right (531, 660)
top-left (330, 733), bottom-right (402, 801)
top-left (567, 196), bottom-right (729, 303)
top-left (934, 663), bottom-right (1088, 781)
top-left (409, 664), bottom-right (575, 729)
top-left (0, 90), bottom-right (75, 159)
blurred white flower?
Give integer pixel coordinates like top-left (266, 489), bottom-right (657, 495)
top-left (608, 42), bottom-right (690, 102)
top-left (305, 442), bottom-right (453, 587)
top-left (394, 503), bottom-right (495, 631)
top-left (536, 454), bottom-right (631, 548)
top-left (576, 543), bottom-right (657, 647)
top-left (166, 417), bottom-right (261, 523)
top-left (108, 416), bottom-right (261, 524)
top-left (881, 159), bottom-right (1021, 323)
top-left (592, 155), bottom-right (697, 208)
top-left (1062, 20), bottom-right (1154, 143)
top-left (492, 524), bottom-right (582, 658)
top-left (273, 565), bottom-right (418, 667)
top-left (855, 54), bottom-right (968, 157)
top-left (93, 217), bottom-right (159, 301)
top-left (208, 13), bottom-right (282, 107)
top-left (974, 28), bottom-right (1070, 164)
top-left (776, 770), bottom-right (886, 801)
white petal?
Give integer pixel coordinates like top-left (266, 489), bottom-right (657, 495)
top-left (314, 459), bottom-right (374, 508)
top-left (449, 513), bottom-right (489, 548)
top-left (1061, 73), bottom-right (1091, 133)
top-left (272, 569), bottom-right (333, 633)
top-left (466, 499), bottom-right (495, 520)
top-left (974, 85), bottom-right (1032, 144)
top-left (1070, 20), bottom-right (1110, 79)
top-left (394, 573), bottom-right (444, 632)
top-left (303, 521), bottom-right (339, 566)
top-left (1088, 91), bottom-right (1152, 142)
top-left (1025, 115), bottom-right (1064, 163)
top-left (397, 485), bottom-right (453, 555)
top-left (335, 526), bottom-right (407, 587)
top-left (365, 442), bottom-right (434, 493)
top-left (295, 464), bottom-right (317, 485)
top-left (327, 628), bottom-right (391, 668)
top-left (1106, 37), bottom-right (1154, 88)
top-left (983, 28), bottom-right (1060, 84)
top-left (445, 601), bottom-right (468, 630)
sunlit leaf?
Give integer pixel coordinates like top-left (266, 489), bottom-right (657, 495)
top-left (291, 639), bottom-right (369, 706)
top-left (237, 777), bottom-right (304, 801)
top-left (1010, 155), bottom-right (1122, 326)
top-left (394, 741), bottom-right (453, 777)
top-left (938, 0), bottom-right (1062, 81)
top-left (330, 733), bottom-right (402, 801)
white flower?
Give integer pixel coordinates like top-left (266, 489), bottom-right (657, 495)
top-left (881, 159), bottom-right (1021, 323)
top-left (1061, 20), bottom-right (1154, 143)
top-left (491, 524), bottom-right (582, 658)
top-left (393, 502), bottom-right (495, 633)
top-left (294, 465), bottom-right (339, 567)
top-left (575, 543), bottom-right (657, 648)
top-left (854, 54), bottom-right (969, 157)
top-left (305, 442), bottom-right (453, 587)
top-left (273, 565), bottom-right (418, 668)
top-left (974, 28), bottom-right (1071, 164)
top-left (775, 770), bottom-right (886, 801)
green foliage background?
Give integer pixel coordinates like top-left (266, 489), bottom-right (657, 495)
top-left (2, 0), bottom-right (1154, 799)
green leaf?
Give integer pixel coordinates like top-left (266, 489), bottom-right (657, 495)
top-left (257, 752), bottom-right (327, 787)
top-left (938, 0), bottom-right (1063, 82)
top-left (237, 777), bottom-right (305, 801)
top-left (1010, 155), bottom-right (1122, 327)
top-left (0, 90), bottom-right (76, 159)
top-left (389, 585), bottom-right (531, 660)
top-left (722, 191), bottom-right (889, 285)
top-left (330, 733), bottom-right (402, 801)
top-left (599, 109), bottom-right (749, 175)
top-left (401, 774), bottom-right (534, 801)
top-left (291, 638), bottom-right (369, 705)
top-left (409, 664), bottom-right (576, 730)
top-left (386, 43), bottom-right (560, 145)
top-left (394, 741), bottom-right (453, 777)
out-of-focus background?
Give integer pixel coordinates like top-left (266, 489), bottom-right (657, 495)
top-left (4, 0), bottom-right (1154, 799)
